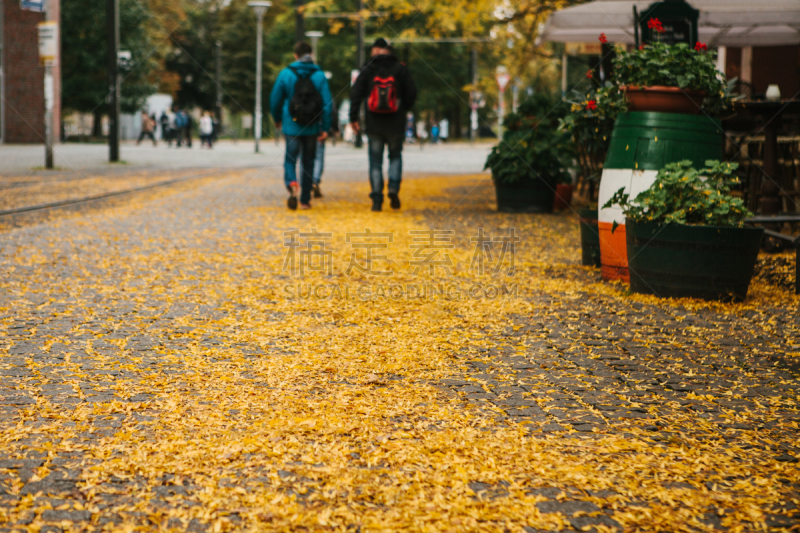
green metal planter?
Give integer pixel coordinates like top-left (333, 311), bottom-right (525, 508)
top-left (494, 174), bottom-right (556, 213)
top-left (625, 219), bottom-right (764, 301)
top-left (579, 208), bottom-right (601, 267)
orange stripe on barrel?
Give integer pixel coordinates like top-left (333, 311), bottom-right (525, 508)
top-left (598, 221), bottom-right (629, 282)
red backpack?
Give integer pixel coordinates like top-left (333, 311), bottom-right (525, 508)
top-left (367, 69), bottom-right (400, 113)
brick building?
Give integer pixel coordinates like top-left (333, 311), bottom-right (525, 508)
top-left (0, 0), bottom-right (61, 144)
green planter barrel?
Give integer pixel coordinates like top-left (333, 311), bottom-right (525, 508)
top-left (579, 208), bottom-right (601, 267)
top-left (598, 112), bottom-right (724, 282)
top-left (493, 174), bottom-right (556, 213)
top-left (626, 219), bottom-right (764, 301)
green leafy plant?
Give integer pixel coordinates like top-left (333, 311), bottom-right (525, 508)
top-left (613, 42), bottom-right (732, 114)
top-left (484, 128), bottom-right (573, 185)
top-left (603, 160), bottom-right (752, 227)
top-left (559, 83), bottom-right (627, 184)
top-left (486, 93), bottom-right (573, 185)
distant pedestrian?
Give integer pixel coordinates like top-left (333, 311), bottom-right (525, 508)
top-left (269, 41), bottom-right (333, 210)
top-left (171, 107), bottom-right (184, 147)
top-left (174, 109), bottom-right (188, 147)
top-left (199, 111), bottom-right (214, 148)
top-left (439, 118), bottom-right (449, 143)
top-left (308, 99), bottom-right (339, 198)
top-left (211, 113), bottom-right (221, 143)
top-left (350, 38), bottom-right (418, 212)
top-left (183, 111), bottom-right (193, 148)
top-left (160, 111), bottom-right (171, 144)
top-left (405, 112), bottom-right (415, 143)
top-left (416, 119), bottom-right (428, 149)
top-left (431, 122), bottom-right (440, 144)
top-left (137, 111), bottom-right (157, 146)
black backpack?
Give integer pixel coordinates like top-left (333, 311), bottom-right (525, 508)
top-left (288, 67), bottom-right (324, 126)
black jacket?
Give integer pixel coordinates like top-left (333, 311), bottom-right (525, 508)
top-left (350, 54), bottom-right (417, 137)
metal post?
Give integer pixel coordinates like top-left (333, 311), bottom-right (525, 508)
top-left (107, 0), bottom-right (120, 162)
top-left (353, 0), bottom-right (365, 149)
top-left (215, 40), bottom-right (223, 126)
top-left (254, 12), bottom-right (263, 153)
top-left (44, 64), bottom-right (54, 168)
top-left (561, 50), bottom-right (568, 97)
top-left (498, 88), bottom-right (505, 140)
top-left (249, 2), bottom-right (271, 153)
top-left (470, 48), bottom-right (478, 143)
top-left (357, 0), bottom-right (365, 68)
top-left (295, 0), bottom-right (305, 43)
top-left (305, 31), bottom-right (323, 62)
top-left (512, 80), bottom-right (519, 114)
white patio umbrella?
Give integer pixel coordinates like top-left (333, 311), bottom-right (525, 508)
top-left (540, 0), bottom-right (800, 47)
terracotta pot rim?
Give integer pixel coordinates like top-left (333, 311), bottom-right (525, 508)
top-left (621, 85), bottom-right (706, 97)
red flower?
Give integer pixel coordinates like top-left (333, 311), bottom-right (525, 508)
top-left (586, 100), bottom-right (598, 111)
top-left (695, 41), bottom-right (707, 51)
top-left (586, 70), bottom-right (593, 79)
top-left (647, 17), bottom-right (664, 33)
top-left (599, 32), bottom-right (608, 44)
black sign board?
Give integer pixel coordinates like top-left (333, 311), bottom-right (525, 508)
top-left (637, 0), bottom-right (699, 47)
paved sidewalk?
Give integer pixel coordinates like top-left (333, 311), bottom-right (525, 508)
top-left (0, 172), bottom-right (798, 532)
top-left (0, 140), bottom-right (491, 176)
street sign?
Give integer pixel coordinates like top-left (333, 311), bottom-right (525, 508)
top-left (639, 0), bottom-right (699, 46)
top-left (37, 22), bottom-right (58, 64)
top-left (117, 50), bottom-right (133, 73)
top-left (470, 91), bottom-right (485, 109)
top-left (496, 67), bottom-right (510, 92)
top-left (21, 0), bottom-right (45, 12)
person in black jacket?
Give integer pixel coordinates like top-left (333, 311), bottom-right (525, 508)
top-left (350, 38), bottom-right (417, 211)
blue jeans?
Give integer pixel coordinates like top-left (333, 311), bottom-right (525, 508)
top-left (284, 135), bottom-right (317, 205)
top-left (368, 134), bottom-right (403, 199)
top-left (312, 139), bottom-right (325, 185)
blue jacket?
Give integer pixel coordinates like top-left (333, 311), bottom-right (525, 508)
top-left (269, 59), bottom-right (333, 137)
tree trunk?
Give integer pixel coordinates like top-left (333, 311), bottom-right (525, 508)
top-left (92, 110), bottom-right (104, 138)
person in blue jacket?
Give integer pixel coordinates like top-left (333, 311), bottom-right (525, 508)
top-left (270, 41), bottom-right (333, 210)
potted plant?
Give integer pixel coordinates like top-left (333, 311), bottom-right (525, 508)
top-left (553, 174), bottom-right (575, 212)
top-left (613, 36), bottom-right (730, 115)
top-left (560, 83), bottom-right (628, 191)
top-left (604, 160), bottom-right (763, 301)
top-left (485, 94), bottom-right (573, 213)
top-left (560, 84), bottom-right (627, 266)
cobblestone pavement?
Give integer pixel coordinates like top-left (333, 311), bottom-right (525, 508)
top-left (0, 171), bottom-right (798, 532)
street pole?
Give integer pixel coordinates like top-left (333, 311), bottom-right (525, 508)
top-left (305, 31), bottom-right (323, 61)
top-left (248, 2), bottom-right (271, 154)
top-left (512, 79), bottom-right (519, 114)
top-left (352, 0), bottom-right (365, 149)
top-left (357, 0), bottom-right (365, 69)
top-left (38, 19), bottom-right (58, 169)
top-left (470, 48), bottom-right (478, 143)
top-left (496, 66), bottom-right (509, 141)
top-left (107, 0), bottom-right (120, 162)
top-left (294, 0), bottom-right (305, 43)
top-left (215, 40), bottom-right (223, 126)
top-left (44, 64), bottom-right (54, 169)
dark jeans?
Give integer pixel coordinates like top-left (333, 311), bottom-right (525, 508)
top-left (137, 130), bottom-right (156, 145)
top-left (284, 135), bottom-right (318, 205)
top-left (368, 133), bottom-right (403, 200)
